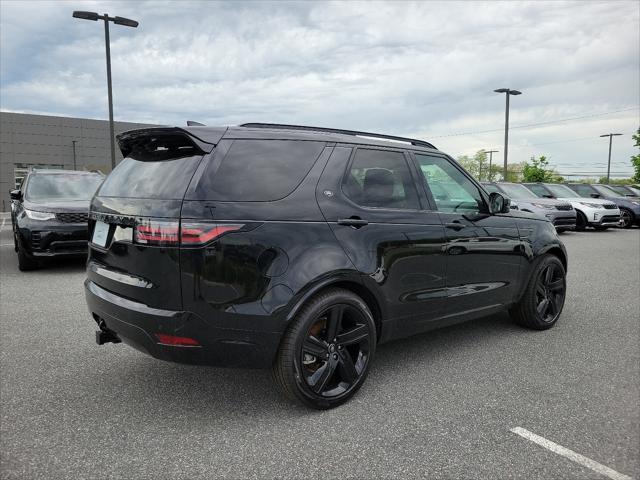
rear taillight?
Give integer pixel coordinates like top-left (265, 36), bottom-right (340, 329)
top-left (134, 220), bottom-right (242, 246)
top-left (181, 222), bottom-right (243, 245)
top-left (135, 220), bottom-right (180, 246)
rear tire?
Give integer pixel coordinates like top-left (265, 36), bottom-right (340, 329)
top-left (510, 254), bottom-right (566, 330)
top-left (272, 288), bottom-right (376, 410)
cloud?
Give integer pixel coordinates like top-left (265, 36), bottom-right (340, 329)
top-left (1, 0), bottom-right (638, 176)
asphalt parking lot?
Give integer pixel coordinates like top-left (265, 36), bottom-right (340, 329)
top-left (1, 216), bottom-right (638, 480)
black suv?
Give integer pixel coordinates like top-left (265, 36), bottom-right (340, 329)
top-left (10, 169), bottom-right (104, 270)
top-left (85, 124), bottom-right (568, 409)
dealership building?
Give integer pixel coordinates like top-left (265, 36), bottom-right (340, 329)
top-left (0, 111), bottom-right (152, 212)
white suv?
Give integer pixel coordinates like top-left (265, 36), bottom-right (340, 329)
top-left (524, 183), bottom-right (620, 231)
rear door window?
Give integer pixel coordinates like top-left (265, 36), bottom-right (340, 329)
top-left (196, 139), bottom-right (325, 201)
top-left (342, 148), bottom-right (419, 210)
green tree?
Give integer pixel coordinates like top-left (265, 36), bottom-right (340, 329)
top-left (521, 155), bottom-right (563, 182)
top-left (522, 155), bottom-right (550, 182)
top-left (456, 150), bottom-right (491, 180)
top-left (631, 127), bottom-right (640, 183)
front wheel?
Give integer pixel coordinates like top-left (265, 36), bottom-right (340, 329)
top-left (272, 288), bottom-right (376, 409)
top-left (17, 243), bottom-right (38, 271)
top-left (619, 209), bottom-right (634, 229)
top-left (510, 254), bottom-right (566, 330)
top-left (575, 211), bottom-right (587, 231)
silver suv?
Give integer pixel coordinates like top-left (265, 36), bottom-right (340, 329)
top-left (482, 182), bottom-right (576, 232)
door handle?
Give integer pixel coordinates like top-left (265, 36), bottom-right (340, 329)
top-left (445, 221), bottom-right (465, 231)
top-left (338, 217), bottom-right (369, 228)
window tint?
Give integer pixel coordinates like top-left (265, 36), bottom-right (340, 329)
top-left (99, 155), bottom-right (202, 199)
top-left (342, 149), bottom-right (419, 209)
top-left (199, 140), bottom-right (325, 201)
top-left (570, 184), bottom-right (599, 197)
top-left (26, 174), bottom-right (104, 202)
top-left (525, 184), bottom-right (549, 197)
top-left (415, 154), bottom-right (485, 213)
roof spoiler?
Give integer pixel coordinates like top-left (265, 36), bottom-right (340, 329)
top-left (116, 127), bottom-right (222, 158)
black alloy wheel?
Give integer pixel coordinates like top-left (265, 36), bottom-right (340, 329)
top-left (272, 288), bottom-right (376, 409)
top-left (300, 304), bottom-right (371, 398)
top-left (534, 263), bottom-right (566, 324)
top-left (510, 254), bottom-right (566, 330)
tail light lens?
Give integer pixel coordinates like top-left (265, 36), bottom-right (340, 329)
top-left (134, 220), bottom-right (242, 246)
top-left (181, 222), bottom-right (243, 245)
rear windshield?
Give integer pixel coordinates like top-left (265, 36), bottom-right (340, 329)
top-left (195, 139), bottom-right (325, 201)
top-left (26, 173), bottom-right (104, 202)
top-left (99, 134), bottom-right (204, 199)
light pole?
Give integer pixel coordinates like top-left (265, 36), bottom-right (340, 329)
top-left (600, 133), bottom-right (623, 183)
top-left (73, 11), bottom-right (139, 171)
top-left (494, 88), bottom-right (522, 181)
top-left (484, 149), bottom-right (499, 181)
top-left (72, 140), bottom-right (77, 170)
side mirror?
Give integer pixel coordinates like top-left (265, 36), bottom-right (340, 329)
top-left (590, 193), bottom-right (601, 198)
top-left (10, 190), bottom-right (21, 200)
top-left (489, 192), bottom-right (511, 214)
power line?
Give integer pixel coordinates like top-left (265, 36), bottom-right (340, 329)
top-left (430, 107), bottom-right (637, 138)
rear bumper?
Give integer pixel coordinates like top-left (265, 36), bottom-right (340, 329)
top-left (84, 280), bottom-right (281, 368)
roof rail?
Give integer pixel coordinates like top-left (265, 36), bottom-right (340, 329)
top-left (239, 123), bottom-right (436, 149)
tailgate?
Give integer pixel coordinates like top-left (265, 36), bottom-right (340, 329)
top-left (87, 129), bottom-right (213, 311)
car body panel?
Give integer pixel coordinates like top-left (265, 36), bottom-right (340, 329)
top-left (84, 125), bottom-right (568, 368)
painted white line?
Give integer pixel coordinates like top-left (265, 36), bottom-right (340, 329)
top-left (0, 217), bottom-right (5, 232)
top-left (510, 427), bottom-right (633, 480)
top-left (0, 243), bottom-right (14, 247)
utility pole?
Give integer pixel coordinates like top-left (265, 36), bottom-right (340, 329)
top-left (73, 11), bottom-right (139, 171)
top-left (72, 140), bottom-right (77, 170)
top-left (485, 150), bottom-right (499, 181)
top-left (599, 133), bottom-right (622, 183)
top-left (494, 88), bottom-right (522, 181)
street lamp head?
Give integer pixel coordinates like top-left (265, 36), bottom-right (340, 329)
top-left (600, 133), bottom-right (624, 137)
top-left (73, 11), bottom-right (99, 21)
top-left (509, 90), bottom-right (522, 95)
top-left (113, 16), bottom-right (139, 28)
top-left (494, 88), bottom-right (509, 93)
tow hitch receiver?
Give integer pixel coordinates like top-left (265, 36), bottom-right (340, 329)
top-left (96, 329), bottom-right (122, 345)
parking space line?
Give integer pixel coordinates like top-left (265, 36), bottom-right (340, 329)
top-left (510, 427), bottom-right (633, 480)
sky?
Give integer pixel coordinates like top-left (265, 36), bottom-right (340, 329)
top-left (1, 0), bottom-right (639, 178)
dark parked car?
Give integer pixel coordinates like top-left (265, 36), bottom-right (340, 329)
top-left (481, 182), bottom-right (576, 232)
top-left (10, 169), bottom-right (104, 270)
top-left (564, 183), bottom-right (640, 228)
top-left (85, 124), bottom-right (568, 409)
top-left (604, 184), bottom-right (640, 197)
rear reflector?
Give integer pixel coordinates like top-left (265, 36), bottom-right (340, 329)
top-left (155, 333), bottom-right (201, 346)
top-left (134, 220), bottom-right (243, 246)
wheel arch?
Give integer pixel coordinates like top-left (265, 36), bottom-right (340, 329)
top-left (541, 246), bottom-right (567, 272)
top-left (285, 276), bottom-right (383, 341)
